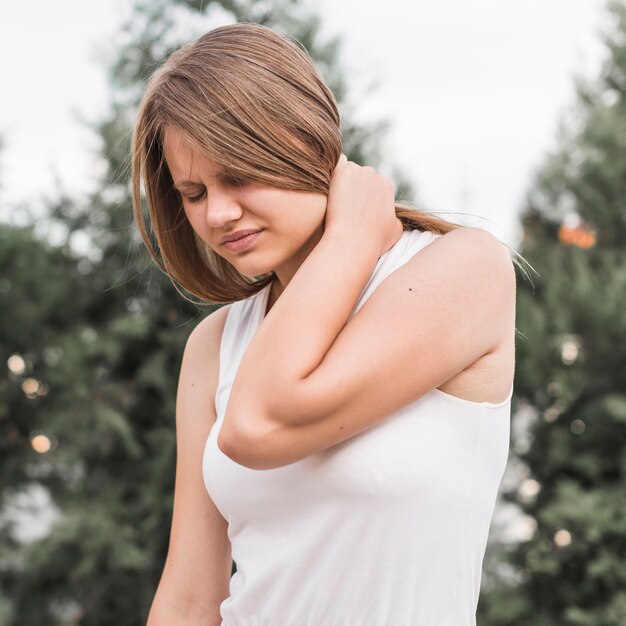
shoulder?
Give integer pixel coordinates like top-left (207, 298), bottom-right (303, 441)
top-left (187, 303), bottom-right (233, 348)
top-left (417, 226), bottom-right (516, 294)
top-left (392, 226), bottom-right (516, 352)
top-left (175, 304), bottom-right (234, 434)
top-left (178, 304), bottom-right (233, 396)
top-left (185, 303), bottom-right (233, 358)
top-left (433, 225), bottom-right (513, 260)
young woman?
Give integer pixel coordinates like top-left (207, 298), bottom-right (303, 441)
top-left (132, 22), bottom-right (519, 626)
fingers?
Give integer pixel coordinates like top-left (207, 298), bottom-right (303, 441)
top-left (334, 153), bottom-right (394, 194)
top-left (335, 154), bottom-right (374, 172)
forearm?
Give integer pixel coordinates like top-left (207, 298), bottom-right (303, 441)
top-left (224, 229), bottom-right (380, 436)
top-left (147, 592), bottom-right (223, 626)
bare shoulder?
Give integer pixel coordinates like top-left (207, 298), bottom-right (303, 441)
top-left (184, 303), bottom-right (233, 361)
top-left (444, 225), bottom-right (515, 311)
top-left (155, 303), bottom-right (235, 621)
top-left (432, 226), bottom-right (516, 282)
top-left (415, 226), bottom-right (516, 313)
top-left (424, 226), bottom-right (516, 403)
top-left (180, 303), bottom-right (234, 411)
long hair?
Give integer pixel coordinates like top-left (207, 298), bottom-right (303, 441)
top-left (131, 22), bottom-right (531, 305)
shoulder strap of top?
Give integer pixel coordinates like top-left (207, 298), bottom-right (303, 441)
top-left (216, 288), bottom-right (268, 392)
top-left (215, 230), bottom-right (440, 403)
top-left (350, 229), bottom-right (441, 318)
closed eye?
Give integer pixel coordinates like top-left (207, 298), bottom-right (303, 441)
top-left (185, 190), bottom-right (206, 203)
top-left (181, 174), bottom-right (248, 203)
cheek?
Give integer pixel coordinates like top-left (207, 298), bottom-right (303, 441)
top-left (182, 208), bottom-right (218, 252)
top-left (182, 206), bottom-right (204, 235)
top-left (280, 193), bottom-right (326, 230)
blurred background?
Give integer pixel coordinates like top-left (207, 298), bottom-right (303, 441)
top-left (1, 0), bottom-right (625, 624)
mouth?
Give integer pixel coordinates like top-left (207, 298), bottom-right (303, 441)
top-left (222, 230), bottom-right (263, 252)
top-left (220, 229), bottom-right (263, 244)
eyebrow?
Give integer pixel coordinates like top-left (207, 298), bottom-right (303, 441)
top-left (174, 170), bottom-right (226, 189)
top-left (174, 179), bottom-right (202, 188)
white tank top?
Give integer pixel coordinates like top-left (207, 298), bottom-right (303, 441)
top-left (203, 228), bottom-right (512, 626)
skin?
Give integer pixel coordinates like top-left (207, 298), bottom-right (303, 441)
top-left (150, 124), bottom-right (515, 624)
top-left (162, 124), bottom-right (516, 470)
top-left (162, 125), bottom-right (330, 313)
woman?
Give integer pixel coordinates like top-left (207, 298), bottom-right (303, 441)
top-left (133, 21), bottom-right (521, 626)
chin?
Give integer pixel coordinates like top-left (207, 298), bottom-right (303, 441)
top-left (230, 252), bottom-right (279, 280)
top-left (236, 262), bottom-right (273, 279)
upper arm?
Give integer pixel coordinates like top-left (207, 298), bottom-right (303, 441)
top-left (149, 304), bottom-right (233, 622)
top-left (238, 227), bottom-right (516, 469)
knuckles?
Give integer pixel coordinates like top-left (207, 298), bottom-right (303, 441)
top-left (335, 161), bottom-right (396, 194)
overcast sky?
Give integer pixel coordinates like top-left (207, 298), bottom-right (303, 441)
top-left (0, 0), bottom-right (611, 249)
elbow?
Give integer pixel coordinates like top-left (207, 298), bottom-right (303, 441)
top-left (217, 429), bottom-right (260, 469)
top-left (218, 401), bottom-right (295, 469)
top-left (217, 426), bottom-right (281, 471)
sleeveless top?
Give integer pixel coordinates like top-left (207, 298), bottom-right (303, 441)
top-left (203, 228), bottom-right (512, 626)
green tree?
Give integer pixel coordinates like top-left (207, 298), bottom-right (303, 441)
top-left (0, 1), bottom-right (417, 623)
top-left (478, 1), bottom-right (626, 623)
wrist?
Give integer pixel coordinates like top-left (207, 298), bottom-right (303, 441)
top-left (321, 224), bottom-right (381, 257)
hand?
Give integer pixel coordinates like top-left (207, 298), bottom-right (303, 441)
top-left (323, 154), bottom-right (403, 257)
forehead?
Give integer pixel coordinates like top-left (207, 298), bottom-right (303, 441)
top-left (162, 126), bottom-right (220, 178)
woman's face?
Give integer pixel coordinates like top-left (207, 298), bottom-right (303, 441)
top-left (162, 125), bottom-right (327, 286)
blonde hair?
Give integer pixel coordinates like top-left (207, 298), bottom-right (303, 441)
top-left (131, 22), bottom-right (532, 305)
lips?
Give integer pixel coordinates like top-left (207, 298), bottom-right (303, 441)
top-left (220, 229), bottom-right (262, 244)
top-left (222, 230), bottom-right (262, 252)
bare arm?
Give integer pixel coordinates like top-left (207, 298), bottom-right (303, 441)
top-left (219, 227), bottom-right (515, 470)
top-left (219, 157), bottom-right (398, 459)
top-left (219, 227), bottom-right (380, 449)
top-left (217, 158), bottom-right (514, 470)
top-left (147, 306), bottom-right (233, 625)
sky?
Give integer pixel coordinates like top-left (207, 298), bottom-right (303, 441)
top-left (0, 0), bottom-right (611, 252)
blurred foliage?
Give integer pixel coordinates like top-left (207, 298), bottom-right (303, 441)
top-left (0, 0), bottom-right (417, 623)
top-left (478, 1), bottom-right (626, 624)
top-left (0, 219), bottom-right (194, 625)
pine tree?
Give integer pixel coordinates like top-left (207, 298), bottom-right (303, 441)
top-left (478, 1), bottom-right (626, 623)
top-left (0, 1), bottom-right (417, 623)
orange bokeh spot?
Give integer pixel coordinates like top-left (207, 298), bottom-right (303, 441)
top-left (558, 225), bottom-right (596, 249)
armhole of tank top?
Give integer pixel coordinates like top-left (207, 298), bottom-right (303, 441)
top-left (214, 301), bottom-right (240, 414)
top-left (214, 292), bottom-right (262, 396)
top-left (429, 383), bottom-right (513, 409)
top-left (418, 229), bottom-right (442, 247)
top-left (394, 230), bottom-right (513, 410)
top-left (392, 229), bottom-right (442, 273)
top-left (414, 229), bottom-right (513, 410)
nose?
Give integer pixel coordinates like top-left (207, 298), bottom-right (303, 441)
top-left (203, 183), bottom-right (243, 228)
